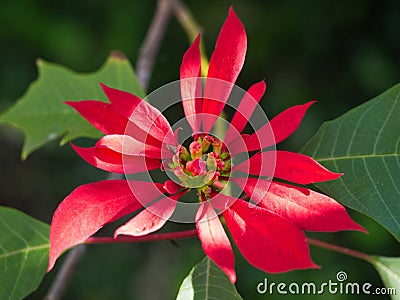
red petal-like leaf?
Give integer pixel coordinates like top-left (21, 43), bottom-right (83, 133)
top-left (101, 83), bottom-right (174, 145)
top-left (226, 133), bottom-right (250, 157)
top-left (196, 202), bottom-right (236, 283)
top-left (66, 100), bottom-right (127, 135)
top-left (115, 196), bottom-right (177, 237)
top-left (245, 101), bottom-right (315, 151)
top-left (274, 151), bottom-right (342, 184)
top-left (202, 7), bottom-right (247, 132)
top-left (241, 179), bottom-right (366, 232)
top-left (72, 144), bottom-right (160, 174)
top-left (110, 181), bottom-right (165, 223)
top-left (233, 150), bottom-right (276, 178)
top-left (180, 34), bottom-right (202, 133)
top-left (236, 150), bottom-right (341, 184)
top-left (96, 134), bottom-right (161, 159)
top-left (230, 177), bottom-right (271, 207)
top-left (48, 180), bottom-right (140, 271)
top-left (223, 199), bottom-right (318, 273)
top-left (224, 81), bottom-right (266, 144)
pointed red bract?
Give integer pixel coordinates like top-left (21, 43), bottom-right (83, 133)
top-left (245, 101), bottom-right (315, 151)
top-left (66, 100), bottom-right (127, 135)
top-left (202, 7), bottom-right (247, 132)
top-left (48, 180), bottom-right (140, 271)
top-left (237, 150), bottom-right (341, 184)
top-left (96, 134), bottom-right (162, 159)
top-left (196, 202), bottom-right (236, 283)
top-left (233, 150), bottom-right (276, 178)
top-left (241, 179), bottom-right (366, 232)
top-left (274, 151), bottom-right (342, 184)
top-left (226, 133), bottom-right (251, 157)
top-left (224, 81), bottom-right (266, 144)
top-left (223, 199), bottom-right (318, 273)
top-left (100, 83), bottom-right (174, 145)
top-left (72, 144), bottom-right (160, 174)
top-left (115, 197), bottom-right (177, 237)
top-left (180, 34), bottom-right (202, 133)
top-left (206, 7), bottom-right (246, 82)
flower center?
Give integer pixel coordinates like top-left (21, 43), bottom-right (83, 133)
top-left (165, 135), bottom-right (232, 199)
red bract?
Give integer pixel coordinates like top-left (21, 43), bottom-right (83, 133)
top-left (48, 7), bottom-right (365, 283)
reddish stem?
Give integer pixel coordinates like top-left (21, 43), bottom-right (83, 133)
top-left (308, 237), bottom-right (372, 262)
top-left (86, 231), bottom-right (373, 264)
top-left (85, 229), bottom-right (198, 244)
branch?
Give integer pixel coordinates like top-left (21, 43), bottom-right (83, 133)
top-left (44, 245), bottom-right (86, 300)
top-left (82, 233), bottom-right (375, 266)
top-left (308, 237), bottom-right (372, 262)
top-left (171, 0), bottom-right (200, 41)
top-left (171, 0), bottom-right (209, 76)
top-left (136, 0), bottom-right (174, 91)
top-left (86, 229), bottom-right (198, 244)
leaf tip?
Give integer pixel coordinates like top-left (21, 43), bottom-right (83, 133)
top-left (35, 58), bottom-right (43, 66)
top-left (334, 172), bottom-right (344, 179)
top-left (352, 222), bottom-right (369, 234)
top-left (312, 262), bottom-right (321, 270)
top-left (227, 270), bottom-right (237, 284)
top-left (21, 152), bottom-right (28, 161)
top-left (21, 143), bottom-right (32, 161)
top-left (109, 50), bottom-right (127, 61)
top-left (47, 259), bottom-right (55, 273)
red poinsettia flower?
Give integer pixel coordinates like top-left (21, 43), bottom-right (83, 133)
top-left (48, 8), bottom-right (365, 283)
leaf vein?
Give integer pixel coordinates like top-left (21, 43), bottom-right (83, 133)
top-left (362, 158), bottom-right (400, 228)
top-left (372, 91), bottom-right (399, 154)
top-left (0, 244), bottom-right (49, 259)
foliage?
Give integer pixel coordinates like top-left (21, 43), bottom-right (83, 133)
top-left (0, 52), bottom-right (144, 159)
top-left (177, 257), bottom-right (243, 300)
top-left (0, 207), bottom-right (49, 300)
top-left (302, 84), bottom-right (400, 241)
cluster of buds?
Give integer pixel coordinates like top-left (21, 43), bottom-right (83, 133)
top-left (165, 135), bottom-right (232, 199)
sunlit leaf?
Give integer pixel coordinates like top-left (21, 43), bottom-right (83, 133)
top-left (176, 256), bottom-right (243, 300)
top-left (0, 51), bottom-right (144, 160)
top-left (0, 206), bottom-right (49, 300)
top-left (370, 256), bottom-right (400, 300)
top-left (302, 84), bottom-right (400, 241)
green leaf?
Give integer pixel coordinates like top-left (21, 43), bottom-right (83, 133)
top-left (370, 256), bottom-right (400, 300)
top-left (301, 84), bottom-right (400, 241)
top-left (0, 51), bottom-right (144, 160)
top-left (176, 257), bottom-right (243, 300)
top-left (0, 206), bottom-right (50, 300)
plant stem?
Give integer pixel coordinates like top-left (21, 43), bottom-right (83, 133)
top-left (44, 245), bottom-right (86, 300)
top-left (136, 0), bottom-right (174, 91)
top-left (308, 237), bottom-right (372, 262)
top-left (85, 229), bottom-right (198, 244)
top-left (85, 232), bottom-right (373, 266)
top-left (171, 0), bottom-right (199, 41)
top-left (172, 0), bottom-right (209, 76)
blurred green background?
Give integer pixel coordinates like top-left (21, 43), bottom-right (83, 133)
top-left (1, 0), bottom-right (400, 299)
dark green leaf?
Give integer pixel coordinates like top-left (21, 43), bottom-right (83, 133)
top-left (0, 206), bottom-right (50, 300)
top-left (302, 84), bottom-right (400, 240)
top-left (176, 257), bottom-right (243, 300)
top-left (370, 256), bottom-right (400, 300)
top-left (0, 52), bottom-right (144, 160)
